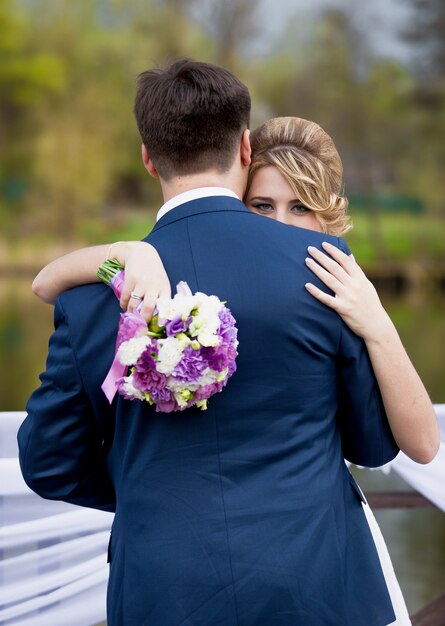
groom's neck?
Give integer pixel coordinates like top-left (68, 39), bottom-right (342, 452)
top-left (159, 170), bottom-right (246, 203)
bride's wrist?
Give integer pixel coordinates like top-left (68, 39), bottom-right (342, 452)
top-left (106, 241), bottom-right (157, 267)
top-left (362, 309), bottom-right (395, 346)
top-left (106, 241), bottom-right (125, 263)
top-left (106, 241), bottom-right (142, 265)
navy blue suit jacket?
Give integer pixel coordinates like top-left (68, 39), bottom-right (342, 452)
top-left (19, 196), bottom-right (398, 625)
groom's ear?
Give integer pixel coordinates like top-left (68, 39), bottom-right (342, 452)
top-left (141, 144), bottom-right (159, 179)
top-left (240, 129), bottom-right (251, 167)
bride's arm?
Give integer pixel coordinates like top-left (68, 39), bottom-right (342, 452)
top-left (32, 241), bottom-right (171, 320)
top-left (305, 241), bottom-right (439, 464)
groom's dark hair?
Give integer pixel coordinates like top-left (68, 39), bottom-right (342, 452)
top-left (134, 58), bottom-right (251, 180)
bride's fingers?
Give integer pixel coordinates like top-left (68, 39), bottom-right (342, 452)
top-left (305, 256), bottom-right (344, 293)
top-left (307, 245), bottom-right (350, 282)
top-left (120, 287), bottom-right (132, 311)
top-left (158, 277), bottom-right (172, 298)
top-left (138, 280), bottom-right (171, 321)
top-left (120, 272), bottom-right (140, 311)
top-left (126, 282), bottom-right (147, 314)
top-left (137, 278), bottom-right (171, 320)
top-left (321, 242), bottom-right (363, 276)
top-left (305, 282), bottom-right (338, 310)
top-left (139, 292), bottom-right (158, 322)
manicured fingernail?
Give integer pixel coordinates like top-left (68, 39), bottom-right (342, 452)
top-left (322, 241), bottom-right (331, 248)
top-left (305, 257), bottom-right (313, 264)
top-left (307, 246), bottom-right (316, 252)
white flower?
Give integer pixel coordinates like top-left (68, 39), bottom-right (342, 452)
top-left (189, 309), bottom-right (221, 347)
top-left (176, 281), bottom-right (193, 297)
top-left (118, 336), bottom-right (151, 366)
top-left (173, 388), bottom-right (193, 408)
top-left (156, 336), bottom-right (185, 375)
top-left (119, 375), bottom-right (145, 400)
top-left (156, 294), bottom-right (195, 324)
top-left (198, 367), bottom-right (220, 386)
top-left (197, 329), bottom-right (220, 347)
top-left (166, 377), bottom-right (200, 393)
top-left (195, 293), bottom-right (224, 315)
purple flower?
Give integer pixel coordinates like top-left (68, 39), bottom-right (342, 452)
top-left (116, 310), bottom-right (147, 348)
top-left (173, 345), bottom-right (207, 382)
top-left (165, 316), bottom-right (189, 337)
top-left (194, 382), bottom-right (221, 401)
top-left (201, 343), bottom-right (237, 372)
top-left (133, 344), bottom-right (165, 392)
top-left (134, 367), bottom-right (168, 394)
top-left (155, 397), bottom-right (178, 413)
top-left (217, 308), bottom-right (238, 343)
top-left (150, 386), bottom-right (174, 403)
top-left (227, 358), bottom-right (237, 377)
top-left (116, 377), bottom-right (142, 401)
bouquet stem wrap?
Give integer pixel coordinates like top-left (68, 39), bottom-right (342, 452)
top-left (97, 259), bottom-right (238, 412)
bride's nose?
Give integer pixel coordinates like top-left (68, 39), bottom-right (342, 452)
top-left (277, 207), bottom-right (293, 226)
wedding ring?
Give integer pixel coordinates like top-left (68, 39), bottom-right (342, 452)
top-left (130, 292), bottom-right (143, 301)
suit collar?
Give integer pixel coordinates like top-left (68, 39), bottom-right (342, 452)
top-left (156, 187), bottom-right (240, 222)
top-left (151, 195), bottom-right (249, 232)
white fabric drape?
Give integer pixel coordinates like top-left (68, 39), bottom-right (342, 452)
top-left (1, 407), bottom-right (444, 626)
top-left (0, 412), bottom-right (113, 626)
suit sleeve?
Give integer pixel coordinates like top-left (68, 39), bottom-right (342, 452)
top-left (335, 237), bottom-right (399, 467)
top-left (18, 298), bottom-right (116, 511)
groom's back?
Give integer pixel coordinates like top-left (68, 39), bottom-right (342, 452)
top-left (91, 196), bottom-right (383, 624)
top-left (143, 197), bottom-right (344, 491)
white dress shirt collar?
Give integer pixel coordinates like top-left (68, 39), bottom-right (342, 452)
top-left (156, 187), bottom-right (240, 222)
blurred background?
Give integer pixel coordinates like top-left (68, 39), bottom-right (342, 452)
top-left (1, 0), bottom-right (444, 617)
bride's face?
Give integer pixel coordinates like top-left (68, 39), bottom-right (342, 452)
top-left (245, 166), bottom-right (322, 232)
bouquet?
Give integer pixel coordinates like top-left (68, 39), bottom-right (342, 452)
top-left (98, 259), bottom-right (238, 413)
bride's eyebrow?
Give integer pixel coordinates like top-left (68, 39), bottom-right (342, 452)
top-left (248, 196), bottom-right (274, 202)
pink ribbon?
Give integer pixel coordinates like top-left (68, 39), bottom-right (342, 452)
top-left (102, 269), bottom-right (149, 403)
top-left (110, 270), bottom-right (125, 300)
top-left (101, 351), bottom-right (127, 404)
top-left (102, 270), bottom-right (127, 403)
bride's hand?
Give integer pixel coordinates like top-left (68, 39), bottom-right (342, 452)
top-left (304, 241), bottom-right (390, 341)
top-left (111, 241), bottom-right (171, 321)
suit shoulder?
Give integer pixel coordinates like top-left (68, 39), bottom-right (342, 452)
top-left (58, 282), bottom-right (120, 319)
top-left (233, 212), bottom-right (343, 244)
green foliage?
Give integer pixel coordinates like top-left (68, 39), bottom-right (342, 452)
top-left (346, 213), bottom-right (445, 264)
top-left (1, 0), bottom-right (445, 242)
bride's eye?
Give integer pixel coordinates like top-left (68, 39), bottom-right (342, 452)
top-left (290, 203), bottom-right (310, 215)
top-left (252, 203), bottom-right (274, 213)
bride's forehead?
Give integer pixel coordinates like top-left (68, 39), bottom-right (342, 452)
top-left (249, 166), bottom-right (296, 195)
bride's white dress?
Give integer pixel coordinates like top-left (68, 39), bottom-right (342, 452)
top-left (362, 501), bottom-right (412, 625)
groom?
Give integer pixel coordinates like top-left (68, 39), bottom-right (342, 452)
top-left (19, 59), bottom-right (398, 625)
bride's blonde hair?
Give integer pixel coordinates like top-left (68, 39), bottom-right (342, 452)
top-left (246, 117), bottom-right (352, 236)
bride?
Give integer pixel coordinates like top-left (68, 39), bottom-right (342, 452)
top-left (32, 115), bottom-right (439, 625)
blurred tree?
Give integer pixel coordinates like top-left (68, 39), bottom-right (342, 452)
top-left (258, 9), bottom-right (374, 184)
top-left (401, 0), bottom-right (445, 79)
top-left (2, 0), bottom-right (445, 240)
top-left (140, 0), bottom-right (212, 64)
top-left (0, 0), bottom-right (66, 230)
top-left (19, 0), bottom-right (141, 235)
top-left (398, 0), bottom-right (445, 211)
top-left (210, 0), bottom-right (261, 69)
top-left (4, 0), bottom-right (215, 236)
top-left (188, 0), bottom-right (262, 70)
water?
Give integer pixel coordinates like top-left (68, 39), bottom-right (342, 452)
top-left (1, 278), bottom-right (444, 616)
